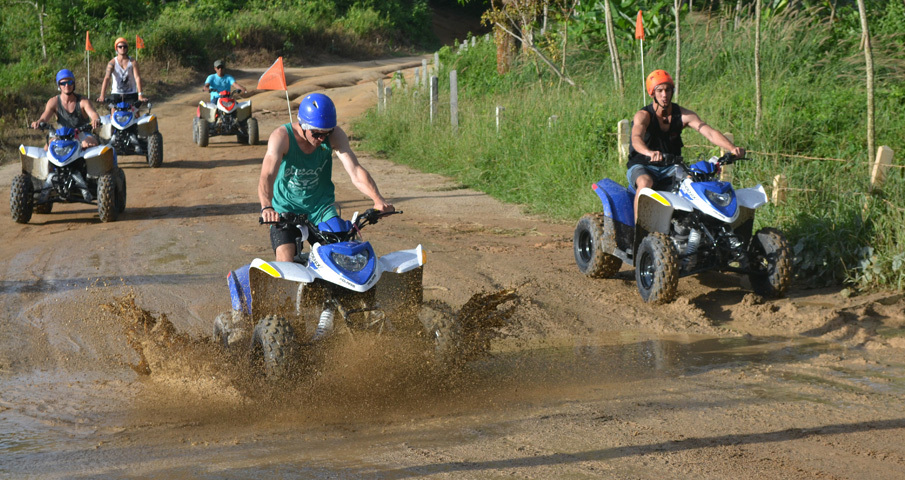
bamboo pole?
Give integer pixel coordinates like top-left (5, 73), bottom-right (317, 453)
top-left (855, 0), bottom-right (876, 162)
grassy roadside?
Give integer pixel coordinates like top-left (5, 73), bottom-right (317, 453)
top-left (352, 12), bottom-right (905, 291)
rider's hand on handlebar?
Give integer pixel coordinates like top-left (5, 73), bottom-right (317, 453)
top-left (729, 146), bottom-right (746, 159)
top-left (261, 206), bottom-right (280, 224)
top-left (374, 201), bottom-right (394, 213)
top-left (648, 151), bottom-right (664, 163)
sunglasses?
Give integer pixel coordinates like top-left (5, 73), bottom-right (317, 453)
top-left (58, 80), bottom-right (75, 86)
top-left (310, 129), bottom-right (333, 140)
top-left (215, 66), bottom-right (223, 70)
top-left (117, 44), bottom-right (128, 49)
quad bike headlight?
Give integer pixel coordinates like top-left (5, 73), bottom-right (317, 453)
top-left (331, 251), bottom-right (369, 272)
top-left (704, 189), bottom-right (733, 207)
top-left (114, 111), bottom-right (133, 125)
top-left (51, 142), bottom-right (76, 159)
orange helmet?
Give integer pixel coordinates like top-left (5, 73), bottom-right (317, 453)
top-left (114, 37), bottom-right (129, 49)
top-left (646, 70), bottom-right (674, 96)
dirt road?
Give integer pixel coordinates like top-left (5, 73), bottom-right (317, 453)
top-left (1, 57), bottom-right (904, 479)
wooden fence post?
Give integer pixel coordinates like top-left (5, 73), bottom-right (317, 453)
top-left (429, 76), bottom-right (438, 124)
top-left (496, 106), bottom-right (505, 134)
top-left (720, 133), bottom-right (734, 182)
top-left (384, 86), bottom-right (392, 111)
top-left (377, 78), bottom-right (384, 114)
top-left (450, 70), bottom-right (458, 133)
top-left (617, 119), bottom-right (631, 164)
top-left (870, 145), bottom-right (894, 193)
top-left (772, 174), bottom-right (787, 205)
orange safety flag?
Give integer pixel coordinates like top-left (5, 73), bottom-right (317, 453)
top-left (85, 31), bottom-right (94, 52)
top-left (136, 35), bottom-right (145, 49)
top-left (257, 57), bottom-right (287, 91)
top-left (635, 10), bottom-right (645, 40)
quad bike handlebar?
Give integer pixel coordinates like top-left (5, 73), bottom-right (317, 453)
top-left (259, 208), bottom-right (402, 245)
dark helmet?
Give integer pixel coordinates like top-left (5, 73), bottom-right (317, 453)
top-left (56, 69), bottom-right (75, 84)
top-left (297, 93), bottom-right (337, 130)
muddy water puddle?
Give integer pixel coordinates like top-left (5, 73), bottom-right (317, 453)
top-left (0, 328), bottom-right (877, 470)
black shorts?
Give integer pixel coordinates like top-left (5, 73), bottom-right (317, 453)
top-left (110, 93), bottom-right (139, 104)
top-left (270, 224), bottom-right (304, 252)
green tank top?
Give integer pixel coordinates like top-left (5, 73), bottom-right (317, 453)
top-left (271, 124), bottom-right (337, 225)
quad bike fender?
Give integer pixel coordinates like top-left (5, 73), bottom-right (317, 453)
top-left (632, 188), bottom-right (693, 257)
top-left (377, 245), bottom-right (424, 274)
top-left (736, 184), bottom-right (768, 210)
top-left (83, 145), bottom-right (116, 176)
top-left (237, 102), bottom-right (252, 122)
top-left (228, 264), bottom-right (253, 314)
top-left (592, 179), bottom-right (634, 227)
top-left (136, 115), bottom-right (158, 136)
top-left (250, 258), bottom-right (316, 283)
top-left (96, 116), bottom-right (113, 142)
top-left (19, 145), bottom-right (50, 182)
top-left (198, 101), bottom-right (217, 123)
top-left (228, 260), bottom-right (313, 316)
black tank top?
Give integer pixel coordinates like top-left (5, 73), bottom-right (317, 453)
top-left (56, 94), bottom-right (88, 129)
top-left (627, 103), bottom-right (684, 168)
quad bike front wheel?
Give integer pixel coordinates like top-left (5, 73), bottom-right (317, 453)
top-left (574, 213), bottom-right (622, 278)
top-left (196, 118), bottom-right (210, 147)
top-left (635, 232), bottom-right (679, 304)
top-left (147, 132), bottom-right (163, 168)
top-left (252, 315), bottom-right (295, 379)
top-left (10, 173), bottom-right (34, 224)
top-left (97, 173), bottom-right (118, 222)
top-left (748, 227), bottom-right (792, 298)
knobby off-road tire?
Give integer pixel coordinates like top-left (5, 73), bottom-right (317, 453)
top-left (34, 202), bottom-right (53, 214)
top-left (247, 118), bottom-right (259, 145)
top-left (10, 174), bottom-right (34, 224)
top-left (574, 213), bottom-right (622, 278)
top-left (635, 232), bottom-right (679, 304)
top-left (114, 168), bottom-right (127, 214)
top-left (748, 227), bottom-right (792, 298)
top-left (196, 118), bottom-right (209, 147)
top-left (146, 132), bottom-right (163, 168)
top-left (96, 173), bottom-right (118, 222)
top-left (252, 315), bottom-right (295, 379)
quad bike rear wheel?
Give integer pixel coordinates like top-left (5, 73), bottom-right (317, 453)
top-left (574, 213), bottom-right (622, 278)
top-left (34, 202), bottom-right (53, 214)
top-left (10, 173), bottom-right (34, 224)
top-left (114, 168), bottom-right (127, 214)
top-left (247, 118), bottom-right (259, 145)
top-left (146, 132), bottom-right (163, 167)
top-left (97, 173), bottom-right (118, 222)
top-left (635, 232), bottom-right (679, 304)
top-left (196, 118), bottom-right (209, 147)
top-left (748, 227), bottom-right (792, 298)
top-left (252, 315), bottom-right (295, 379)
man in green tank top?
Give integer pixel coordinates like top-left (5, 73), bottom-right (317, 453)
top-left (258, 93), bottom-right (394, 262)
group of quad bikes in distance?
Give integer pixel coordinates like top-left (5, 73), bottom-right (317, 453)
top-left (8, 86), bottom-right (792, 381)
top-left (11, 90), bottom-right (258, 224)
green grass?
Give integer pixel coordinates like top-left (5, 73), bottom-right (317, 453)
top-left (353, 12), bottom-right (905, 291)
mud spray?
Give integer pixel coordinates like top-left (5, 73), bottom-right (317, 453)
top-left (102, 286), bottom-right (523, 426)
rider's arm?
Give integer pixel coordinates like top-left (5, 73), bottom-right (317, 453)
top-left (132, 61), bottom-right (147, 101)
top-left (258, 128), bottom-right (290, 223)
top-left (81, 98), bottom-right (102, 129)
top-left (97, 60), bottom-right (114, 102)
top-left (232, 81), bottom-right (247, 94)
top-left (681, 107), bottom-right (745, 157)
top-left (630, 109), bottom-right (662, 162)
top-left (31, 97), bottom-right (57, 128)
top-left (332, 127), bottom-right (394, 212)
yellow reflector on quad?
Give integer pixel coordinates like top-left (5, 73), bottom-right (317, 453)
top-left (648, 192), bottom-right (670, 206)
top-left (257, 263), bottom-right (282, 278)
top-left (19, 145), bottom-right (26, 155)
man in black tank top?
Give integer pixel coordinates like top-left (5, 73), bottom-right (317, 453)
top-left (627, 69), bottom-right (745, 218)
top-left (32, 69), bottom-right (101, 148)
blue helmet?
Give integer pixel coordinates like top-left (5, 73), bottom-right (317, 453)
top-left (56, 69), bottom-right (75, 84)
top-left (297, 93), bottom-right (337, 130)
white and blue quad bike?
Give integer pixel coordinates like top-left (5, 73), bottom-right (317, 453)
top-left (12, 123), bottom-right (126, 223)
top-left (213, 209), bottom-right (454, 378)
top-left (193, 90), bottom-right (258, 147)
top-left (573, 153), bottom-right (792, 304)
top-left (96, 98), bottom-right (163, 168)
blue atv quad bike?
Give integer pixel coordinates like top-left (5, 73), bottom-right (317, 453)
top-left (573, 153), bottom-right (792, 304)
